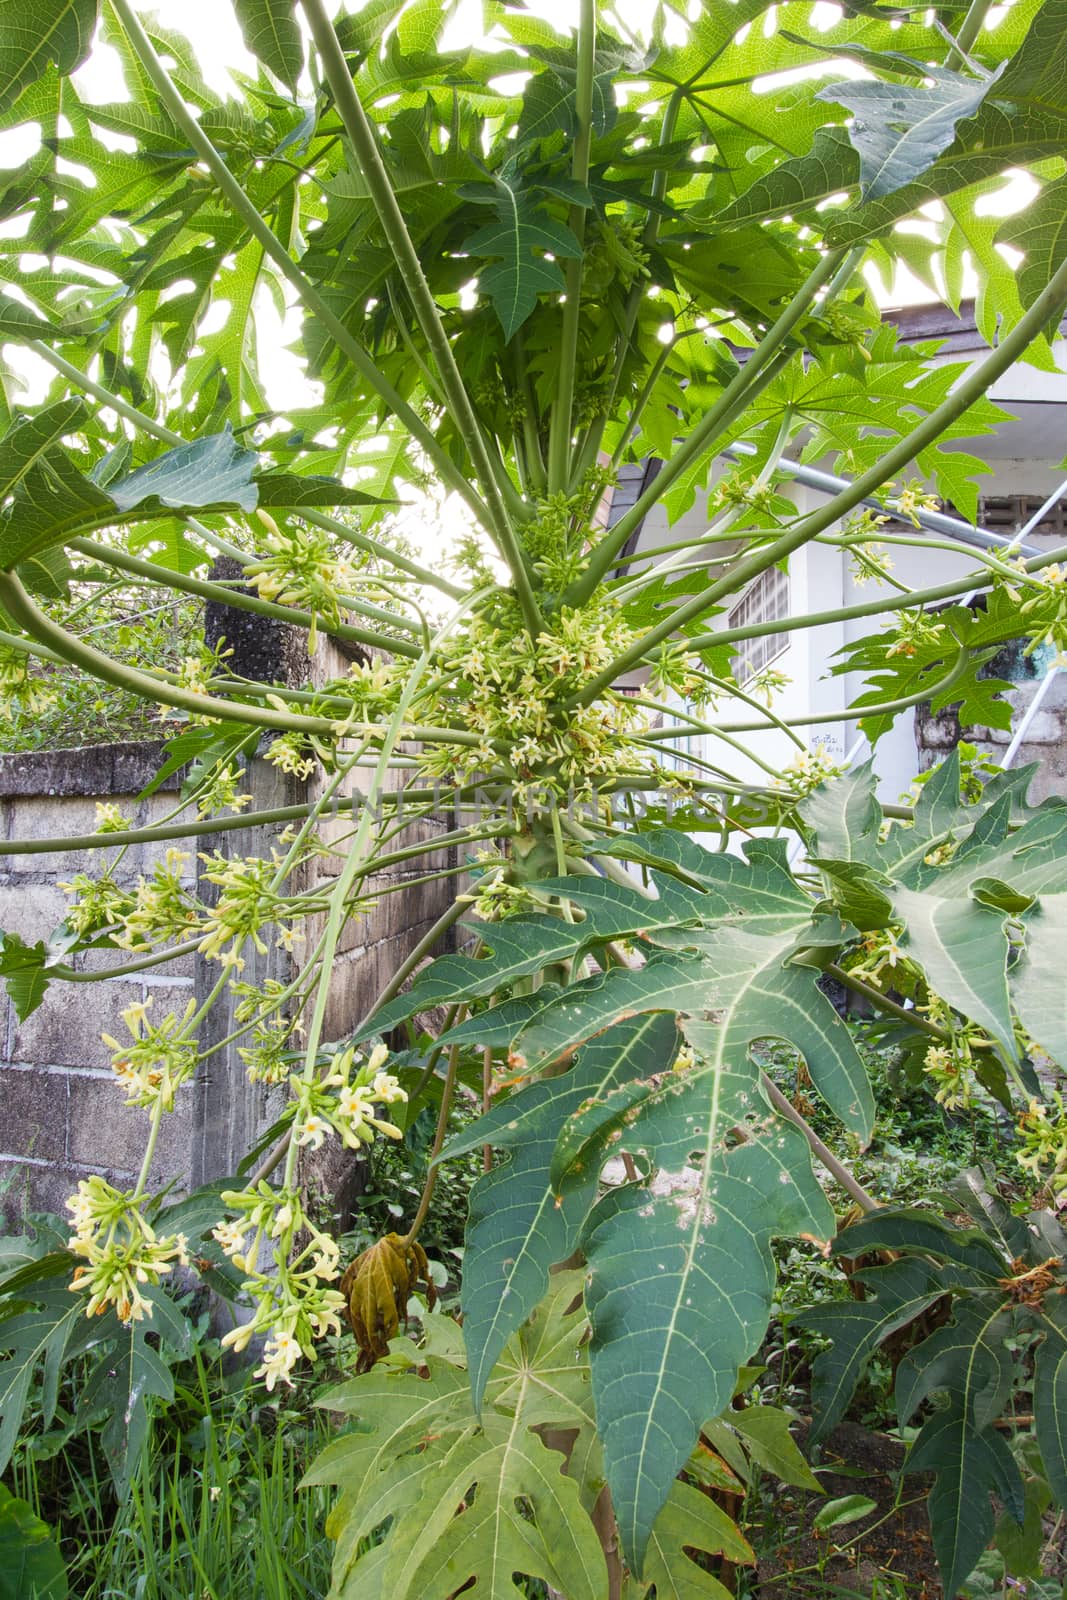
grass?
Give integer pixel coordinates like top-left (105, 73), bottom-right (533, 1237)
top-left (8, 1342), bottom-right (336, 1600)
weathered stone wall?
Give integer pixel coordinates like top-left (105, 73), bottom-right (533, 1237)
top-left (916, 649), bottom-right (1067, 801)
top-left (0, 595), bottom-right (459, 1225)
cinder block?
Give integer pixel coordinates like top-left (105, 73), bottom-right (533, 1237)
top-left (67, 1075), bottom-right (191, 1178)
top-left (5, 797), bottom-right (138, 875)
top-left (0, 1067), bottom-right (67, 1162)
top-left (0, 881), bottom-right (72, 946)
top-left (12, 979), bottom-right (143, 1071)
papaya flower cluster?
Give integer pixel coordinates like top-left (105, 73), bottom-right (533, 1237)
top-left (243, 519), bottom-right (356, 649)
top-left (290, 1042), bottom-right (407, 1151)
top-left (67, 1176), bottom-right (188, 1323)
top-left (113, 848), bottom-right (200, 952)
top-left (102, 996), bottom-right (199, 1110)
top-left (197, 849), bottom-right (316, 965)
top-left (780, 740), bottom-right (847, 798)
top-left (1016, 1092), bottom-right (1067, 1195)
top-left (414, 594), bottom-right (653, 806)
top-left (212, 1183), bottom-right (346, 1389)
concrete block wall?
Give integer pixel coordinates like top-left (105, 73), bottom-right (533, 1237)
top-left (0, 743), bottom-right (196, 1220)
top-left (0, 588), bottom-right (461, 1227)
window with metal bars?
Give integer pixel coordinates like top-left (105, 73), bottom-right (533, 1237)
top-left (881, 494), bottom-right (1067, 539)
top-left (978, 494), bottom-right (1067, 539)
top-left (727, 565), bottom-right (790, 683)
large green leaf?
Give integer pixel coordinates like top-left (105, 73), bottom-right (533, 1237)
top-left (498, 922), bottom-right (874, 1142)
top-left (801, 1205), bottom-right (1034, 1597)
top-left (461, 178), bottom-right (582, 339)
top-left (109, 427), bottom-right (258, 514)
top-left (0, 424), bottom-right (261, 573)
top-left (0, 1485), bottom-right (66, 1600)
top-left (0, 401), bottom-right (87, 501)
top-left (310, 1278), bottom-right (608, 1600)
top-left (1033, 1298), bottom-right (1067, 1508)
top-left (360, 872), bottom-right (707, 1037)
top-left (557, 1015), bottom-right (834, 1570)
top-left (906, 1405), bottom-right (1024, 1599)
top-left (998, 171), bottom-right (1067, 315)
top-left (0, 0), bottom-right (96, 113)
top-left (817, 67), bottom-right (997, 201)
top-left (638, 1479), bottom-right (752, 1600)
top-left (0, 1249), bottom-right (191, 1501)
top-left (441, 1014), bottom-right (680, 1411)
top-left (79, 1283), bottom-right (192, 1499)
top-left (711, 126), bottom-right (858, 226)
top-left (824, 0), bottom-right (1067, 247)
top-left (802, 758), bottom-right (1067, 1070)
top-left (234, 0), bottom-right (303, 94)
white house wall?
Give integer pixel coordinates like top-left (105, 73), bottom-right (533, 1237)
top-left (625, 416), bottom-right (1067, 802)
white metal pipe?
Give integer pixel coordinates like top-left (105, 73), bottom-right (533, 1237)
top-left (727, 442), bottom-right (1045, 557)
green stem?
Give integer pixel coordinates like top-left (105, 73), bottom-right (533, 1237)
top-left (302, 510), bottom-right (464, 597)
top-left (107, 0), bottom-right (491, 533)
top-left (404, 1043), bottom-right (460, 1245)
top-left (579, 252), bottom-right (1067, 703)
top-left (826, 965), bottom-right (951, 1042)
top-left (547, 0), bottom-right (596, 494)
top-left (759, 1073), bottom-right (880, 1211)
top-left (68, 540), bottom-right (423, 659)
top-left (0, 571), bottom-right (484, 746)
top-left (29, 340), bottom-right (184, 447)
top-left (281, 591), bottom-right (487, 1191)
top-left (132, 1100), bottom-right (167, 1202)
top-left (710, 648), bottom-right (974, 732)
top-left (952, 0), bottom-right (994, 61)
top-left (300, 0), bottom-right (542, 630)
top-left (688, 538), bottom-right (1067, 656)
top-left (53, 938), bottom-right (203, 982)
top-left (571, 249), bottom-right (845, 602)
top-left (513, 335), bottom-right (548, 494)
top-left (573, 88), bottom-right (684, 483)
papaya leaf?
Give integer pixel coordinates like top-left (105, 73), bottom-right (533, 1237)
top-left (441, 1014), bottom-right (680, 1412)
top-left (0, 401), bottom-right (86, 502)
top-left (712, 126), bottom-right (859, 226)
top-left (0, 1484), bottom-right (66, 1600)
top-left (816, 67), bottom-right (998, 201)
top-left (896, 1293), bottom-right (1017, 1435)
top-left (727, 1406), bottom-right (822, 1493)
top-left (828, 1207), bottom-right (1007, 1278)
top-left (637, 1478), bottom-right (752, 1600)
top-left (521, 925), bottom-right (874, 1141)
top-left (461, 176), bottom-right (582, 339)
top-left (108, 427), bottom-right (258, 514)
top-left (825, 0), bottom-right (1067, 245)
top-left (799, 1257), bottom-right (951, 1442)
top-left (253, 470), bottom-right (390, 508)
top-left (1033, 1298), bottom-right (1067, 1508)
top-left (0, 927), bottom-right (79, 1022)
top-left (234, 0), bottom-right (303, 94)
top-left (359, 873), bottom-right (706, 1038)
top-left (77, 1283), bottom-right (192, 1500)
top-left (0, 0), bottom-right (97, 113)
top-left (998, 171), bottom-right (1067, 318)
top-left (309, 1281), bottom-right (608, 1600)
top-left (0, 1283), bottom-right (89, 1479)
top-left (905, 1405), bottom-right (1024, 1599)
top-left (567, 1014), bottom-right (834, 1571)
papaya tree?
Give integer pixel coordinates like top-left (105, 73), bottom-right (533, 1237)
top-left (1, 0), bottom-right (1067, 1592)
